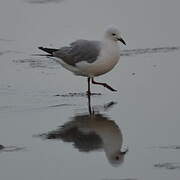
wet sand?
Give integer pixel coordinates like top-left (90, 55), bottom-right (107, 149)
top-left (0, 0), bottom-right (180, 180)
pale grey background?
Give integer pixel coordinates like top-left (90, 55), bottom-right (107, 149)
top-left (0, 0), bottom-right (180, 180)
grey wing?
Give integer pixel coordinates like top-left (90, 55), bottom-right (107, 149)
top-left (53, 40), bottom-right (101, 66)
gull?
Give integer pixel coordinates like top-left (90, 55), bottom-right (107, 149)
top-left (38, 26), bottom-right (126, 95)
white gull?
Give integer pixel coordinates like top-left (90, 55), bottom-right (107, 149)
top-left (39, 26), bottom-right (126, 95)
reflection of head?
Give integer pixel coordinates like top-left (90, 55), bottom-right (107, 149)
top-left (40, 112), bottom-right (126, 167)
top-left (106, 151), bottom-right (125, 167)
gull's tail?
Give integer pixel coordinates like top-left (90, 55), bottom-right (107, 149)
top-left (38, 46), bottom-right (58, 55)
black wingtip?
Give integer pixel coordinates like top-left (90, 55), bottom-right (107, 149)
top-left (38, 46), bottom-right (45, 50)
top-left (38, 46), bottom-right (58, 55)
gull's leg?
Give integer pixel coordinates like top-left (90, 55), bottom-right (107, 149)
top-left (92, 78), bottom-right (117, 92)
top-left (87, 93), bottom-right (92, 114)
top-left (86, 77), bottom-right (91, 95)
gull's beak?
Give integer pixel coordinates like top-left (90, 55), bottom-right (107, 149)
top-left (118, 38), bottom-right (126, 45)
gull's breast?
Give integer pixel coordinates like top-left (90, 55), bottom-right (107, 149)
top-left (75, 43), bottom-right (120, 77)
top-left (86, 46), bottom-right (120, 76)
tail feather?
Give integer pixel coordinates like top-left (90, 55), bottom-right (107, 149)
top-left (38, 46), bottom-right (58, 55)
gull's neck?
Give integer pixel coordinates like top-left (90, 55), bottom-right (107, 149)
top-left (102, 36), bottom-right (118, 47)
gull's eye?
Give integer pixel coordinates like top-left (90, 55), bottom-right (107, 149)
top-left (112, 33), bottom-right (116, 36)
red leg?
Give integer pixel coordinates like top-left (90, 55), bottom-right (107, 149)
top-left (92, 78), bottom-right (117, 92)
top-left (86, 77), bottom-right (91, 95)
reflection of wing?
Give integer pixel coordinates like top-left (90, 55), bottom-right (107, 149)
top-left (42, 120), bottom-right (103, 152)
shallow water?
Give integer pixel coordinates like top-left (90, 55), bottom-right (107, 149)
top-left (0, 0), bottom-right (180, 179)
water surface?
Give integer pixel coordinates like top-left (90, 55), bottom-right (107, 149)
top-left (0, 0), bottom-right (180, 180)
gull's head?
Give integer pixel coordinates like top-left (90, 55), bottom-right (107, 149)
top-left (104, 26), bottom-right (126, 45)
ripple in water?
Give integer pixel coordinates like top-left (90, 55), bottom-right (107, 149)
top-left (154, 162), bottom-right (180, 170)
top-left (121, 46), bottom-right (180, 57)
top-left (26, 0), bottom-right (64, 4)
top-left (151, 145), bottom-right (180, 150)
top-left (0, 145), bottom-right (25, 152)
top-left (54, 92), bottom-right (102, 97)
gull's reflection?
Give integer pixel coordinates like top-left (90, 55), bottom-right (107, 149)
top-left (41, 96), bottom-right (127, 166)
